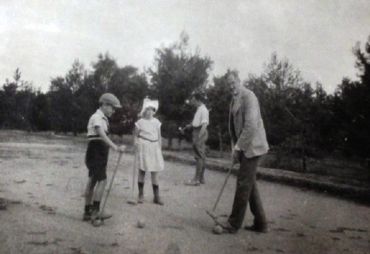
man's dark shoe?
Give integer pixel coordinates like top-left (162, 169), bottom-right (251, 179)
top-left (215, 219), bottom-right (238, 234)
top-left (200, 178), bottom-right (205, 184)
top-left (244, 224), bottom-right (268, 233)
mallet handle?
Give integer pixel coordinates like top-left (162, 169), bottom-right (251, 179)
top-left (132, 151), bottom-right (138, 198)
top-left (212, 162), bottom-right (234, 212)
top-left (99, 153), bottom-right (123, 217)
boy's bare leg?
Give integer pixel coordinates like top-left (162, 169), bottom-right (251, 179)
top-left (90, 179), bottom-right (112, 221)
top-left (83, 177), bottom-right (97, 220)
top-left (85, 177), bottom-right (97, 205)
top-left (93, 179), bottom-right (107, 202)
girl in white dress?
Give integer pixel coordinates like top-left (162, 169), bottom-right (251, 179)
top-left (134, 98), bottom-right (165, 205)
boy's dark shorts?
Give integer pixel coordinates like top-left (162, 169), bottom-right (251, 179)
top-left (85, 140), bottom-right (109, 181)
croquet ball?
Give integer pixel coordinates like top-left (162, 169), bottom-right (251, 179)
top-left (212, 225), bottom-right (223, 234)
top-left (92, 219), bottom-right (103, 227)
top-left (137, 219), bottom-right (145, 228)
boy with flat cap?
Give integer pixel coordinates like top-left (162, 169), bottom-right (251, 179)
top-left (83, 93), bottom-right (125, 223)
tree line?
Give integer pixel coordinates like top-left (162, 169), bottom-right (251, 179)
top-left (1, 33), bottom-right (369, 165)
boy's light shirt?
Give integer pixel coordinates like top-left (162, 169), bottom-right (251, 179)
top-left (87, 109), bottom-right (109, 137)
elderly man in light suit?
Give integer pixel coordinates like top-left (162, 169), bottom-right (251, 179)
top-left (217, 71), bottom-right (269, 234)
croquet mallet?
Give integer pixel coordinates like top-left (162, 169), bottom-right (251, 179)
top-left (92, 152), bottom-right (123, 227)
top-left (205, 162), bottom-right (235, 222)
top-left (127, 150), bottom-right (138, 205)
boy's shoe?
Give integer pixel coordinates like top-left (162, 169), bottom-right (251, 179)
top-left (83, 212), bottom-right (91, 221)
top-left (83, 205), bottom-right (92, 221)
top-left (90, 209), bottom-right (113, 221)
top-left (98, 212), bottom-right (113, 220)
top-left (244, 224), bottom-right (268, 233)
top-left (184, 179), bottom-right (200, 186)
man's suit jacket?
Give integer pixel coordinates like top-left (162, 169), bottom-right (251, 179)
top-left (229, 87), bottom-right (269, 158)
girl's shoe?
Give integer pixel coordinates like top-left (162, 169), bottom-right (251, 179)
top-left (152, 184), bottom-right (164, 205)
top-left (138, 194), bottom-right (144, 204)
top-left (153, 196), bottom-right (164, 206)
top-left (153, 184), bottom-right (164, 205)
top-left (138, 182), bottom-right (144, 204)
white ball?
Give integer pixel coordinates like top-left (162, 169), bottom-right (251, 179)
top-left (213, 225), bottom-right (223, 234)
top-left (137, 219), bottom-right (145, 228)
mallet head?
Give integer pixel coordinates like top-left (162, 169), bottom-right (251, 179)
top-left (205, 210), bottom-right (218, 221)
top-left (92, 218), bottom-right (104, 227)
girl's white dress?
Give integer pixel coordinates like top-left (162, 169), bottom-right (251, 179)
top-left (135, 118), bottom-right (164, 172)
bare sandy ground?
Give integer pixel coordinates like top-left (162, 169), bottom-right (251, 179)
top-left (0, 136), bottom-right (369, 254)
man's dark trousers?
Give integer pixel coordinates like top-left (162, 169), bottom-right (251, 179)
top-left (228, 153), bottom-right (266, 230)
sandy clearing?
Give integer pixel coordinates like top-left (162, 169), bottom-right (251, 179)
top-left (0, 136), bottom-right (369, 254)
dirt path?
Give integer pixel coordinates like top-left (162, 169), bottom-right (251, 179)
top-left (0, 139), bottom-right (369, 254)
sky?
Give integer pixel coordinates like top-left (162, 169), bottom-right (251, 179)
top-left (1, 0), bottom-right (370, 93)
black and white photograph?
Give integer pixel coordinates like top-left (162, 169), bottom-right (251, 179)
top-left (0, 1), bottom-right (369, 253)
